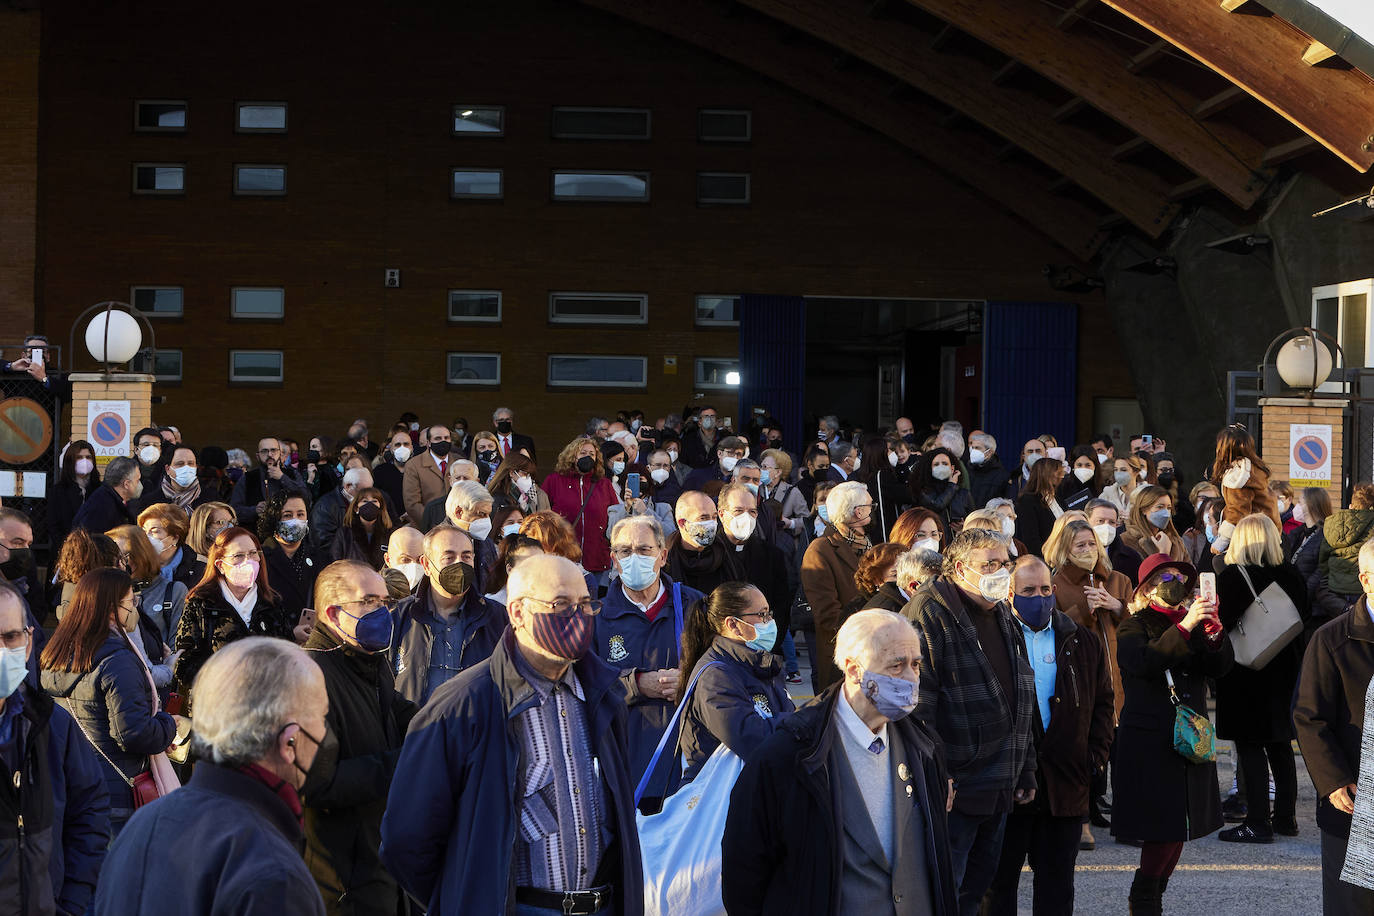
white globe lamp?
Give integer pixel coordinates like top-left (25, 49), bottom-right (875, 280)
top-left (84, 308), bottom-right (143, 365)
top-left (1275, 335), bottom-right (1333, 390)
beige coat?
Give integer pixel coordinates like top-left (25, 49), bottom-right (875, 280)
top-left (800, 528), bottom-right (864, 691)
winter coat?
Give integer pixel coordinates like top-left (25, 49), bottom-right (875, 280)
top-left (330, 523), bottom-right (387, 570)
top-left (1294, 600), bottom-right (1374, 838)
top-left (370, 460), bottom-right (406, 522)
top-left (905, 578), bottom-right (1038, 807)
top-left (543, 471), bottom-right (618, 573)
top-left (378, 629), bottom-right (644, 916)
top-left (1321, 508), bottom-right (1374, 597)
top-left (719, 686), bottom-right (957, 916)
top-left (1013, 492), bottom-right (1058, 559)
top-left (173, 585), bottom-right (296, 697)
top-left (863, 468), bottom-right (905, 541)
top-left (1216, 459), bottom-right (1282, 537)
top-left (69, 485), bottom-right (133, 537)
top-left (969, 454), bottom-right (1009, 511)
top-left (41, 630), bottom-right (177, 817)
top-left (1021, 612), bottom-right (1114, 817)
top-left (664, 533), bottom-right (736, 599)
top-left (680, 636), bottom-right (795, 781)
top-left (47, 478), bottom-right (95, 554)
top-left (262, 540), bottom-right (323, 623)
top-left (595, 576), bottom-right (704, 787)
top-left (861, 582), bottom-right (908, 614)
top-left (917, 480), bottom-right (972, 534)
top-left (93, 762), bottom-right (326, 916)
top-left (1214, 563), bottom-right (1308, 742)
top-left (0, 683), bottom-right (110, 916)
top-left (1110, 608), bottom-right (1233, 842)
top-left (1051, 559), bottom-right (1131, 721)
top-left (389, 579), bottom-right (506, 706)
top-left (309, 489), bottom-right (351, 553)
top-left (800, 528), bottom-right (864, 691)
top-left (229, 465), bottom-right (308, 531)
top-left (301, 625), bottom-right (418, 915)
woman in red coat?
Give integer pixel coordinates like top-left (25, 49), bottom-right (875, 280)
top-left (542, 435), bottom-right (619, 583)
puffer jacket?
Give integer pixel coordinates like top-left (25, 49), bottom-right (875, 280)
top-left (1320, 508), bottom-right (1374, 597)
top-left (41, 630), bottom-right (177, 816)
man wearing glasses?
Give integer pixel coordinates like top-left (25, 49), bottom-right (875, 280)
top-left (0, 580), bottom-right (110, 914)
top-left (230, 436), bottom-right (308, 530)
top-left (381, 554), bottom-right (643, 916)
top-left (300, 560), bottom-right (417, 915)
top-left (904, 528), bottom-right (1038, 916)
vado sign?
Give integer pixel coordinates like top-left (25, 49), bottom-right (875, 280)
top-left (1289, 423), bottom-right (1333, 488)
top-left (88, 400), bottom-right (132, 459)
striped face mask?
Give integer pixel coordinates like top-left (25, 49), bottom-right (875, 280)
top-left (528, 609), bottom-right (595, 662)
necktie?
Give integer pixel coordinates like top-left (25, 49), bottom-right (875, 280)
top-left (440, 459), bottom-right (448, 479)
top-left (502, 436), bottom-right (511, 455)
top-left (869, 736), bottom-right (885, 755)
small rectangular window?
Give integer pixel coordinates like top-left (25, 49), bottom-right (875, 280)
top-left (697, 172), bottom-right (750, 205)
top-left (447, 352), bottom-right (502, 385)
top-left (230, 350), bottom-right (284, 383)
top-left (548, 355), bottom-right (647, 389)
top-left (696, 357), bottom-right (741, 389)
top-left (234, 165), bottom-right (287, 196)
top-left (231, 287), bottom-right (285, 319)
top-left (698, 109), bottom-right (751, 142)
top-left (134, 100), bottom-right (187, 132)
top-left (549, 292), bottom-right (647, 325)
top-left (447, 290), bottom-right (502, 323)
top-left (551, 107), bottom-right (651, 140)
top-left (451, 169), bottom-right (503, 199)
top-left (131, 286), bottom-right (184, 318)
top-left (129, 348), bottom-right (183, 381)
top-left (236, 102), bottom-right (287, 132)
top-left (695, 295), bottom-right (741, 327)
top-left (453, 106), bottom-right (504, 136)
top-left (552, 171), bottom-right (649, 202)
top-left (132, 164), bottom-right (185, 195)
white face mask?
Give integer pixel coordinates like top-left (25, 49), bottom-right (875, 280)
top-left (1000, 516), bottom-right (1016, 538)
top-left (1293, 502), bottom-right (1308, 525)
top-left (397, 562), bottom-right (425, 590)
top-left (514, 474), bottom-right (534, 493)
top-left (962, 565), bottom-right (1011, 603)
top-left (719, 456), bottom-right (738, 473)
top-left (851, 455), bottom-right (862, 472)
top-left (912, 536), bottom-right (940, 554)
top-left (468, 518), bottom-right (493, 541)
top-left (1073, 467), bottom-right (1095, 484)
top-left (138, 444), bottom-right (161, 465)
top-left (1093, 523), bottom-right (1117, 547)
top-left (1096, 452), bottom-right (1109, 464)
top-left (969, 449), bottom-right (986, 466)
top-left (727, 513), bottom-right (757, 541)
top-left (650, 468), bottom-right (670, 485)
top-left (932, 464), bottom-right (952, 481)
top-left (75, 457), bottom-right (94, 475)
top-left (667, 450), bottom-right (679, 464)
top-left (146, 535), bottom-right (166, 554)
top-left (888, 451), bottom-right (899, 467)
top-left (392, 445), bottom-right (411, 464)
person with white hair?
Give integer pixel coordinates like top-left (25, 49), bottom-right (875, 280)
top-left (801, 480), bottom-right (874, 690)
top-left (969, 431), bottom-right (1010, 508)
top-left (721, 608), bottom-right (956, 916)
top-left (95, 636), bottom-right (330, 915)
top-left (310, 465), bottom-right (373, 552)
top-left (890, 547), bottom-right (944, 601)
top-left (445, 480), bottom-right (498, 592)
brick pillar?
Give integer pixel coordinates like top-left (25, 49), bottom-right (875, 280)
top-left (1258, 397), bottom-right (1349, 506)
top-left (69, 373), bottom-right (155, 467)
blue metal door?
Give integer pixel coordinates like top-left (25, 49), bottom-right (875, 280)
top-left (738, 295), bottom-right (805, 454)
top-left (982, 301), bottom-right (1078, 452)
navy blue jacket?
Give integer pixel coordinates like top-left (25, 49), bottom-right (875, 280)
top-left (70, 485), bottom-right (134, 537)
top-left (379, 629), bottom-right (644, 916)
top-left (0, 684), bottom-right (110, 916)
top-left (681, 636), bottom-right (795, 781)
top-left (595, 576), bottom-right (704, 785)
top-left (93, 763), bottom-right (325, 916)
top-left (389, 579), bottom-right (506, 706)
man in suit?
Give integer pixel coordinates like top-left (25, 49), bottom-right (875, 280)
top-left (491, 407), bottom-right (536, 463)
top-left (402, 424), bottom-right (452, 527)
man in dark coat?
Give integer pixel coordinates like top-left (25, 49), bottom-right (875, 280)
top-left (967, 432), bottom-right (1010, 511)
top-left (986, 556), bottom-right (1114, 915)
top-left (721, 608), bottom-right (956, 916)
top-left (682, 436), bottom-right (748, 494)
top-left (231, 437), bottom-right (309, 530)
top-left (71, 457), bottom-right (139, 536)
top-left (664, 490), bottom-right (734, 596)
top-left (716, 483), bottom-right (792, 635)
top-left (0, 582), bottom-right (110, 915)
top-left (904, 528), bottom-right (1038, 916)
top-left (679, 407), bottom-right (721, 469)
top-left (94, 637), bottom-right (328, 915)
top-left (492, 406), bottom-right (537, 463)
top-left (380, 556), bottom-right (644, 916)
top-left (302, 561), bottom-right (418, 915)
top-left (1295, 537), bottom-right (1374, 915)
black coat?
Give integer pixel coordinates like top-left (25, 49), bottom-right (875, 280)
top-left (1013, 493), bottom-right (1056, 558)
top-left (916, 480), bottom-right (972, 533)
top-left (1214, 563), bottom-right (1308, 742)
top-left (1110, 609), bottom-right (1233, 842)
top-left (47, 477), bottom-right (95, 552)
top-left (969, 455), bottom-right (1009, 512)
top-left (371, 460), bottom-right (406, 521)
top-left (681, 636), bottom-right (795, 780)
top-left (173, 585), bottom-right (296, 697)
top-left (302, 625), bottom-right (418, 915)
top-left (70, 484), bottom-right (134, 536)
top-left (719, 686), bottom-right (957, 916)
top-left (861, 582), bottom-right (907, 613)
top-left (863, 469), bottom-right (904, 541)
top-left (263, 540), bottom-right (323, 622)
top-left (229, 466), bottom-right (308, 530)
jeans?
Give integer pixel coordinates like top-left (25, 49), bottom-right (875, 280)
top-left (780, 629), bottom-right (799, 675)
top-left (1322, 829), bottom-right (1374, 915)
top-left (985, 810), bottom-right (1080, 915)
top-left (947, 808), bottom-right (1008, 916)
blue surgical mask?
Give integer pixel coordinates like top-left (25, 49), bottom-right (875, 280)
top-left (337, 603), bottom-right (394, 653)
top-left (0, 646), bottom-right (26, 699)
top-left (502, 523), bottom-right (521, 538)
top-left (746, 619), bottom-right (778, 653)
top-left (618, 553), bottom-right (659, 591)
top-left (818, 505), bottom-right (830, 522)
top-left (1013, 593), bottom-right (1056, 630)
top-left (760, 470), bottom-right (772, 485)
top-left (1204, 522), bottom-right (1216, 544)
top-left (859, 669), bottom-right (917, 721)
top-left (744, 482), bottom-right (759, 496)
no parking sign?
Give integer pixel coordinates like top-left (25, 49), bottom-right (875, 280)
top-left (1290, 423), bottom-right (1332, 487)
top-left (88, 400), bottom-right (131, 459)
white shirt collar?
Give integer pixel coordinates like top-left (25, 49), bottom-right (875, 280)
top-left (431, 450), bottom-right (447, 471)
top-left (218, 580), bottom-right (258, 626)
top-left (835, 685), bottom-right (890, 753)
top-left (623, 578), bottom-right (665, 612)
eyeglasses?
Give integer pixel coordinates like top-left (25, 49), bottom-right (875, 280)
top-left (611, 545), bottom-right (660, 559)
top-left (0, 627), bottom-right (32, 650)
top-left (969, 559), bottom-right (1014, 574)
top-left (520, 596), bottom-right (603, 617)
top-left (222, 549), bottom-right (262, 565)
top-left (336, 596), bottom-right (398, 613)
top-left (739, 609), bottom-right (774, 622)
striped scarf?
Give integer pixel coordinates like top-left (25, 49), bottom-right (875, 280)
top-left (162, 473), bottom-right (201, 512)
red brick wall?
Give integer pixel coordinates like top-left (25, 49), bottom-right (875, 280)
top-left (0, 8), bottom-right (39, 347)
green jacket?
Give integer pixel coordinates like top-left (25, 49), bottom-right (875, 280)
top-left (1320, 508), bottom-right (1374, 595)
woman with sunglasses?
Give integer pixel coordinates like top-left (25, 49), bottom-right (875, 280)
top-left (678, 581), bottom-right (796, 783)
top-left (172, 526), bottom-right (296, 699)
top-left (1112, 553), bottom-right (1233, 914)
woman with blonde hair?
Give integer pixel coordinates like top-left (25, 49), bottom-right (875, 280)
top-left (1118, 485), bottom-right (1185, 584)
top-left (1215, 513), bottom-right (1308, 843)
top-left (542, 436), bottom-right (619, 586)
top-left (187, 501), bottom-right (235, 560)
top-left (1046, 518), bottom-right (1130, 718)
top-left (1101, 454), bottom-right (1150, 515)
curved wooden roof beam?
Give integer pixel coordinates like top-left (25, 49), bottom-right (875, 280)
top-left (900, 0), bottom-right (1270, 206)
top-left (579, 0), bottom-right (1109, 258)
top-left (1099, 0), bottom-right (1374, 171)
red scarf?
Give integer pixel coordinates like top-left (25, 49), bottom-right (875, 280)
top-left (238, 762), bottom-right (303, 825)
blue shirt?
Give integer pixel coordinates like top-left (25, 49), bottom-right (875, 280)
top-left (422, 609), bottom-right (469, 705)
top-left (1018, 620), bottom-right (1057, 730)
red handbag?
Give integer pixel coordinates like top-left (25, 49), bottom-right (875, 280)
top-left (63, 699), bottom-right (164, 809)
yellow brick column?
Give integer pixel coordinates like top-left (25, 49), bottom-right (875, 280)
top-left (68, 373), bottom-right (155, 468)
top-left (1258, 397), bottom-right (1349, 506)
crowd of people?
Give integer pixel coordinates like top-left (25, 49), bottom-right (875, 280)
top-left (4, 390), bottom-right (1374, 915)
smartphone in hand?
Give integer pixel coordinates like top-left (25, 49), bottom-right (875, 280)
top-left (1198, 572), bottom-right (1217, 603)
top-left (626, 472), bottom-right (641, 499)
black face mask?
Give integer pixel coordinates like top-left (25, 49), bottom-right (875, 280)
top-left (382, 567), bottom-right (413, 599)
top-left (437, 561), bottom-right (475, 596)
top-left (478, 449), bottom-right (497, 464)
top-left (0, 548), bottom-right (31, 578)
top-left (495, 420), bottom-right (513, 434)
top-left (1158, 472), bottom-right (1175, 488)
top-left (305, 449), bottom-right (321, 463)
top-left (430, 440), bottom-right (453, 458)
top-left (1154, 578), bottom-right (1192, 607)
top-left (357, 502), bottom-right (381, 522)
top-left (767, 438), bottom-right (783, 449)
top-left (575, 456), bottom-right (596, 474)
top-left (286, 724), bottom-right (337, 801)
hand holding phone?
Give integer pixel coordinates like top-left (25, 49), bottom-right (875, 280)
top-left (626, 472), bottom-right (641, 499)
top-left (30, 348), bottom-right (44, 368)
top-left (1198, 572), bottom-right (1217, 604)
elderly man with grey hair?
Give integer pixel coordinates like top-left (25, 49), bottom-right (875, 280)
top-left (904, 527), bottom-right (1038, 916)
top-left (801, 480), bottom-right (874, 691)
top-left (310, 465), bottom-right (380, 551)
top-left (444, 479), bottom-right (498, 590)
top-left (95, 637), bottom-right (329, 915)
top-left (722, 608), bottom-right (956, 916)
top-left (886, 548), bottom-right (944, 608)
top-left (71, 455), bottom-right (140, 534)
top-left (969, 431), bottom-right (1009, 507)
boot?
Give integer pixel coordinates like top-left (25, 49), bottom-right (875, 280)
top-left (1128, 869), bottom-right (1162, 916)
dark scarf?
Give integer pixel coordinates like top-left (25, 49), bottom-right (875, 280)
top-left (237, 762), bottom-right (304, 826)
top-left (162, 472), bottom-right (202, 512)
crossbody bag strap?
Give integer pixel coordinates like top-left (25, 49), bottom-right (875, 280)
top-left (671, 581), bottom-right (684, 665)
top-left (60, 697), bottom-right (136, 786)
top-left (633, 659), bottom-right (725, 806)
top-left (1163, 669), bottom-right (1182, 708)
